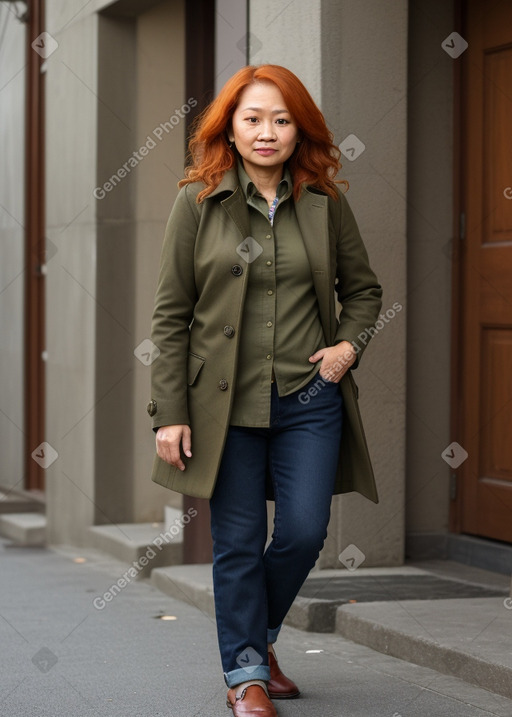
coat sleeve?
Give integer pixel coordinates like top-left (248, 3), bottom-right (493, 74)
top-left (149, 185), bottom-right (199, 429)
top-left (332, 191), bottom-right (383, 366)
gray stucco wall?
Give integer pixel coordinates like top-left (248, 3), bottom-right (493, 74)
top-left (250, 0), bottom-right (408, 566)
top-left (0, 7), bottom-right (28, 492)
top-left (44, 6), bottom-right (99, 543)
top-left (406, 0), bottom-right (454, 538)
top-left (44, 0), bottom-right (186, 545)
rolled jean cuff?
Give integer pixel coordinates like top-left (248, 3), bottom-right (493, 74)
top-left (224, 665), bottom-right (271, 688)
top-left (267, 625), bottom-right (282, 644)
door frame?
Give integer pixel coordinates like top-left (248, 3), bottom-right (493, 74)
top-left (449, 0), bottom-right (467, 534)
top-left (24, 0), bottom-right (46, 492)
top-left (181, 0), bottom-right (216, 564)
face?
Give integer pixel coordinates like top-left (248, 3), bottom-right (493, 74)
top-left (228, 81), bottom-right (299, 176)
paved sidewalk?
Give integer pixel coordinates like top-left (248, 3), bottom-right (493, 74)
top-left (151, 560), bottom-right (512, 699)
top-left (1, 538), bottom-right (512, 717)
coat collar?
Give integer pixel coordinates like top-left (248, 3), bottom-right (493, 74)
top-left (204, 167), bottom-right (330, 202)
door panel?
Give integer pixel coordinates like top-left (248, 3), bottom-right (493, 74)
top-left (458, 0), bottom-right (512, 542)
top-left (484, 49), bottom-right (512, 243)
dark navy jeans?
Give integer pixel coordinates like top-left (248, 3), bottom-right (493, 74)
top-left (209, 372), bottom-right (343, 688)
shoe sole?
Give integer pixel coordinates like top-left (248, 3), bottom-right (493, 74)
top-left (268, 691), bottom-right (301, 700)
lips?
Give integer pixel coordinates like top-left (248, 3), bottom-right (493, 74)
top-left (255, 148), bottom-right (277, 156)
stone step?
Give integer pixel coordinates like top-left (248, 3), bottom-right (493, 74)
top-left (0, 489), bottom-right (45, 515)
top-left (150, 564), bottom-right (443, 632)
top-left (0, 512), bottom-right (46, 546)
top-left (88, 508), bottom-right (185, 579)
top-left (335, 596), bottom-right (512, 701)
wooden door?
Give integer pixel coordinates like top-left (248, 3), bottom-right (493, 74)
top-left (455, 0), bottom-right (512, 542)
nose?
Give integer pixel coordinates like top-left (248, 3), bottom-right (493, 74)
top-left (257, 120), bottom-right (276, 141)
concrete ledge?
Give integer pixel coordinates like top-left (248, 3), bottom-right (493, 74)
top-left (88, 515), bottom-right (183, 579)
top-left (407, 533), bottom-right (512, 576)
top-left (151, 563), bottom-right (215, 617)
top-left (336, 597), bottom-right (512, 700)
top-left (0, 513), bottom-right (46, 546)
top-left (285, 594), bottom-right (338, 632)
top-left (150, 564), bottom-right (432, 633)
top-left (151, 563), bottom-right (342, 632)
top-left (0, 489), bottom-right (45, 515)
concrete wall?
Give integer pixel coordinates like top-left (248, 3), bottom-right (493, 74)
top-left (406, 0), bottom-right (454, 539)
top-left (45, 5), bottom-right (100, 544)
top-left (215, 0), bottom-right (247, 94)
top-left (0, 7), bottom-right (26, 492)
top-left (132, 1), bottom-right (186, 517)
top-left (251, 0), bottom-right (408, 566)
top-left (44, 0), bottom-right (186, 545)
top-left (250, 0), bottom-right (322, 104)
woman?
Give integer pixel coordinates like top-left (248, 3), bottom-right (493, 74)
top-left (148, 65), bottom-right (382, 717)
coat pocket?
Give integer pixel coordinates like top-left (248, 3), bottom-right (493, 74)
top-left (187, 352), bottom-right (205, 386)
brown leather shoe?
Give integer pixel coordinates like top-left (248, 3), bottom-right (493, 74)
top-left (267, 651), bottom-right (300, 699)
top-left (226, 685), bottom-right (277, 715)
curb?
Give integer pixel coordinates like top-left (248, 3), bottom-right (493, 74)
top-left (336, 601), bottom-right (512, 701)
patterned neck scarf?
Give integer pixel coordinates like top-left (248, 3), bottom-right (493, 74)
top-left (268, 195), bottom-right (280, 226)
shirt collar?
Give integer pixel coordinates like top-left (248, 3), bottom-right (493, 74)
top-left (237, 160), bottom-right (292, 201)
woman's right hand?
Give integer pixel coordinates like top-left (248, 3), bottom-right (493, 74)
top-left (155, 425), bottom-right (192, 471)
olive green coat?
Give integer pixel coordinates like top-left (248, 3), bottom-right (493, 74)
top-left (149, 169), bottom-right (382, 502)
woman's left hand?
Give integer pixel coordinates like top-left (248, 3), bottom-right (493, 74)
top-left (308, 341), bottom-right (357, 383)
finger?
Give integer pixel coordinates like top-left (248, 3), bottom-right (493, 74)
top-left (309, 349), bottom-right (324, 362)
top-left (182, 426), bottom-right (192, 458)
top-left (169, 443), bottom-right (186, 471)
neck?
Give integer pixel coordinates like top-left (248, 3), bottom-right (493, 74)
top-left (242, 161), bottom-right (284, 200)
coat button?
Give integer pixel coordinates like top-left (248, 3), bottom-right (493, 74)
top-left (231, 264), bottom-right (243, 276)
top-left (218, 379), bottom-right (228, 391)
top-left (223, 325), bottom-right (235, 338)
top-left (147, 399), bottom-right (157, 417)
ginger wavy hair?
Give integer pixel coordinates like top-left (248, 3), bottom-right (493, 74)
top-left (179, 64), bottom-right (345, 203)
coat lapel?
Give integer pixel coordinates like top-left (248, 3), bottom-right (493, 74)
top-left (294, 188), bottom-right (335, 344)
top-left (208, 169), bottom-right (252, 241)
top-left (220, 187), bottom-right (252, 241)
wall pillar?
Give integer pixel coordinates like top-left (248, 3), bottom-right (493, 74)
top-left (250, 0), bottom-right (408, 566)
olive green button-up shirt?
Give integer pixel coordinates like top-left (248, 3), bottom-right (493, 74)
top-left (229, 163), bottom-right (326, 427)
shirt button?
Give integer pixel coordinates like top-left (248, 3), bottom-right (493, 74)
top-left (266, 354), bottom-right (272, 360)
top-left (218, 379), bottom-right (228, 390)
top-left (267, 289), bottom-right (273, 295)
top-left (265, 234), bottom-right (272, 239)
top-left (231, 264), bottom-right (243, 276)
top-left (266, 260), bottom-right (272, 266)
top-left (266, 321), bottom-right (273, 327)
top-left (223, 325), bottom-right (235, 338)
